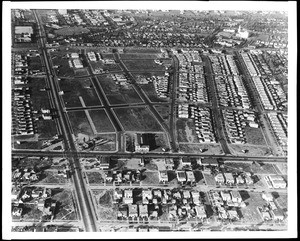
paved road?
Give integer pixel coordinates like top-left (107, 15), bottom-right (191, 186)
top-left (202, 55), bottom-right (232, 155)
top-left (169, 54), bottom-right (180, 152)
top-left (33, 10), bottom-right (98, 232)
top-left (12, 149), bottom-right (287, 163)
top-left (113, 52), bottom-right (175, 151)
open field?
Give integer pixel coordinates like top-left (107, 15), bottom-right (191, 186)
top-left (244, 126), bottom-right (266, 145)
top-left (74, 68), bottom-right (89, 77)
top-left (123, 48), bottom-right (161, 54)
top-left (93, 189), bottom-right (118, 220)
top-left (120, 53), bottom-right (160, 60)
top-left (97, 75), bottom-right (143, 105)
top-left (273, 193), bottom-right (287, 211)
top-left (141, 171), bottom-right (160, 185)
top-left (122, 59), bottom-right (165, 72)
top-left (51, 188), bottom-right (77, 220)
top-left (67, 111), bottom-right (94, 137)
top-left (229, 144), bottom-right (271, 156)
top-left (27, 78), bottom-right (51, 110)
top-left (39, 169), bottom-right (68, 184)
top-left (89, 109), bottom-right (115, 133)
top-left (176, 119), bottom-right (198, 143)
top-left (51, 52), bottom-right (76, 77)
top-left (27, 56), bottom-right (43, 72)
top-left (239, 191), bottom-right (265, 224)
top-left (113, 107), bottom-right (163, 132)
top-left (154, 105), bottom-right (171, 123)
top-left (54, 26), bottom-right (90, 36)
top-left (202, 172), bottom-right (216, 186)
top-left (59, 78), bottom-right (102, 108)
top-left (89, 60), bottom-right (121, 73)
top-left (86, 171), bottom-right (105, 184)
top-left (224, 162), bottom-right (279, 175)
top-left (141, 83), bottom-right (169, 103)
top-left (274, 163), bottom-right (287, 175)
top-left (92, 134), bottom-right (116, 152)
top-left (178, 143), bottom-right (223, 155)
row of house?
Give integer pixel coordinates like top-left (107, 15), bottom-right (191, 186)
top-left (222, 109), bottom-right (259, 144)
top-left (176, 50), bottom-right (208, 103)
top-left (81, 10), bottom-right (106, 26)
top-left (267, 113), bottom-right (287, 148)
top-left (153, 75), bottom-right (169, 99)
top-left (115, 188), bottom-right (208, 221)
top-left (264, 175), bottom-right (287, 189)
top-left (208, 190), bottom-right (245, 220)
top-left (214, 172), bottom-right (253, 186)
top-left (191, 106), bottom-right (216, 143)
top-left (12, 86), bottom-right (35, 136)
top-left (209, 55), bottom-right (251, 109)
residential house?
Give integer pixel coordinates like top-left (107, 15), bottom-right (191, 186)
top-left (262, 192), bottom-right (273, 202)
top-left (186, 171), bottom-right (195, 184)
top-left (220, 191), bottom-right (231, 202)
top-left (230, 190), bottom-right (242, 203)
top-left (113, 189), bottom-right (123, 203)
top-left (123, 189), bottom-right (133, 204)
top-left (128, 204), bottom-right (138, 218)
top-left (158, 170), bottom-right (168, 183)
top-left (138, 205), bottom-right (148, 218)
top-left (215, 173), bottom-right (225, 184)
top-left (176, 171), bottom-right (186, 183)
top-left (244, 175), bottom-right (253, 185)
top-left (270, 209), bottom-right (285, 221)
top-left (224, 172), bottom-right (235, 185)
top-left (118, 205), bottom-right (128, 218)
top-left (195, 205), bottom-right (207, 219)
top-left (268, 175), bottom-right (287, 188)
top-left (182, 190), bottom-right (191, 200)
top-left (227, 210), bottom-right (239, 220)
top-left (142, 190), bottom-right (153, 204)
top-left (191, 191), bottom-right (200, 205)
top-left (235, 175), bottom-right (245, 184)
top-left (12, 207), bottom-right (23, 219)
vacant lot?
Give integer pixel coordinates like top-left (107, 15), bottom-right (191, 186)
top-left (142, 171), bottom-right (160, 185)
top-left (54, 26), bottom-right (90, 36)
top-left (68, 111), bottom-right (94, 137)
top-left (86, 171), bottom-right (105, 184)
top-left (27, 56), bottom-right (43, 72)
top-left (113, 107), bottom-right (163, 132)
top-left (154, 105), bottom-right (171, 123)
top-left (51, 52), bottom-right (75, 77)
top-left (74, 68), bottom-right (89, 77)
top-left (97, 75), bottom-right (143, 105)
top-left (179, 143), bottom-right (223, 155)
top-left (274, 193), bottom-right (287, 212)
top-left (122, 59), bottom-right (165, 72)
top-left (92, 133), bottom-right (116, 152)
top-left (244, 126), bottom-right (266, 145)
top-left (59, 78), bottom-right (102, 108)
top-left (224, 162), bottom-right (278, 175)
top-left (120, 53), bottom-right (160, 59)
top-left (93, 189), bottom-right (118, 220)
top-left (39, 169), bottom-right (68, 184)
top-left (202, 172), bottom-right (216, 186)
top-left (176, 119), bottom-right (198, 143)
top-left (89, 109), bottom-right (115, 133)
top-left (123, 48), bottom-right (161, 54)
top-left (51, 188), bottom-right (77, 220)
top-left (141, 83), bottom-right (169, 103)
top-left (230, 144), bottom-right (271, 156)
top-left (27, 78), bottom-right (50, 110)
top-left (274, 163), bottom-right (287, 175)
top-left (239, 192), bottom-right (265, 224)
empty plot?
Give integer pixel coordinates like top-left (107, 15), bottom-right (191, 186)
top-left (122, 59), bottom-right (165, 72)
top-left (113, 107), bottom-right (163, 132)
top-left (244, 126), bottom-right (266, 145)
top-left (89, 109), bottom-right (115, 133)
top-left (59, 78), bottom-right (102, 107)
top-left (68, 111), bottom-right (94, 137)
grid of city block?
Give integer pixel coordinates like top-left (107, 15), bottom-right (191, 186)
top-left (10, 8), bottom-right (289, 233)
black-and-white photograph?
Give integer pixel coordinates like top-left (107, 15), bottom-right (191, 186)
top-left (2, 1), bottom-right (297, 239)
